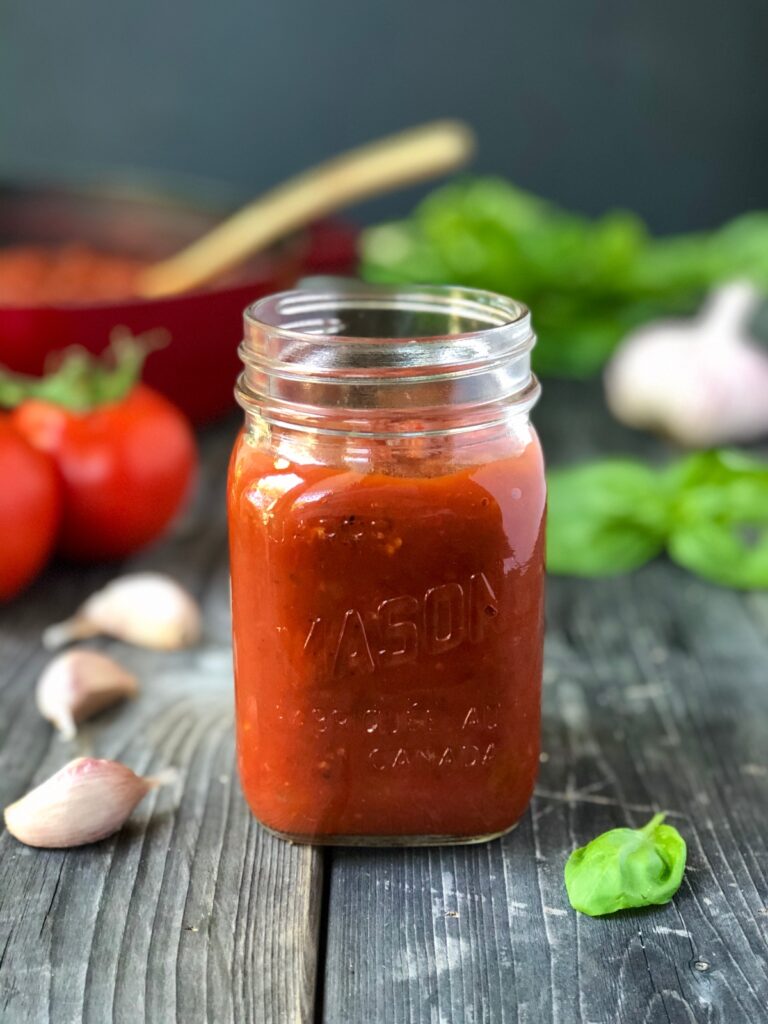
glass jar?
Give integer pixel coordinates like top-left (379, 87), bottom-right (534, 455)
top-left (228, 284), bottom-right (545, 846)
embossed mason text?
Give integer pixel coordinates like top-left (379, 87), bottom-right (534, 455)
top-left (300, 572), bottom-right (499, 681)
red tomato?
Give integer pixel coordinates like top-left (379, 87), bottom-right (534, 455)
top-left (12, 385), bottom-right (197, 561)
top-left (0, 420), bottom-right (61, 599)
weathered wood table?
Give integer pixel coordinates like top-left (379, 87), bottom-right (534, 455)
top-left (1, 381), bottom-right (766, 1023)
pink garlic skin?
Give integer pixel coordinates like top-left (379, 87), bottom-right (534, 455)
top-left (43, 573), bottom-right (202, 651)
top-left (605, 282), bottom-right (768, 447)
top-left (3, 758), bottom-right (170, 849)
top-left (36, 651), bottom-right (139, 740)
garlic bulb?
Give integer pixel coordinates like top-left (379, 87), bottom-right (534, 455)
top-left (3, 757), bottom-right (176, 848)
top-left (605, 281), bottom-right (768, 446)
top-left (36, 650), bottom-right (139, 740)
top-left (43, 573), bottom-right (202, 651)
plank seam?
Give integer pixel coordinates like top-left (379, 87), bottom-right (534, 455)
top-left (314, 849), bottom-right (332, 1024)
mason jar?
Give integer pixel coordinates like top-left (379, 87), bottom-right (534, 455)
top-left (228, 283), bottom-right (545, 845)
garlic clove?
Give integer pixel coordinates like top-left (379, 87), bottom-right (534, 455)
top-left (43, 573), bottom-right (202, 651)
top-left (3, 757), bottom-right (177, 849)
top-left (36, 650), bottom-right (139, 740)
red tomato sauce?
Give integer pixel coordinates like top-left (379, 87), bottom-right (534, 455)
top-left (228, 432), bottom-right (546, 842)
top-left (0, 244), bottom-right (144, 304)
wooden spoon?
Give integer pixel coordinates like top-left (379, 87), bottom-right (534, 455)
top-left (137, 120), bottom-right (475, 299)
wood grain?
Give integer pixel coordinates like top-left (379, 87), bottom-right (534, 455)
top-left (0, 421), bottom-right (322, 1024)
top-left (322, 382), bottom-right (768, 1024)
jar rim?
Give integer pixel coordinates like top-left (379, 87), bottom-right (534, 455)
top-left (244, 283), bottom-right (532, 353)
top-left (238, 283), bottom-right (539, 436)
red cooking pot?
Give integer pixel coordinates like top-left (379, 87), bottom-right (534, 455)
top-left (0, 182), bottom-right (357, 423)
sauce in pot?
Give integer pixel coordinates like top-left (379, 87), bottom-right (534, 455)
top-left (0, 244), bottom-right (144, 304)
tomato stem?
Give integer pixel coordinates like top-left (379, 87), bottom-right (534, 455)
top-left (0, 331), bottom-right (160, 412)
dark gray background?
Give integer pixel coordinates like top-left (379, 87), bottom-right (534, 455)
top-left (3, 0), bottom-right (767, 232)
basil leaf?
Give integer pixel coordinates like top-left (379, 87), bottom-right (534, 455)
top-left (564, 814), bottom-right (687, 917)
top-left (546, 450), bottom-right (768, 587)
top-left (676, 453), bottom-right (768, 519)
top-left (546, 460), bottom-right (670, 576)
top-left (666, 448), bottom-right (768, 493)
top-left (667, 450), bottom-right (768, 588)
top-left (669, 520), bottom-right (768, 588)
top-left (361, 176), bottom-right (768, 377)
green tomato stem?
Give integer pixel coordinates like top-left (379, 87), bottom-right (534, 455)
top-left (0, 333), bottom-right (152, 412)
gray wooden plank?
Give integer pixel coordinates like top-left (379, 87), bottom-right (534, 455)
top-left (322, 381), bottom-right (768, 1024)
top-left (0, 420), bottom-right (323, 1024)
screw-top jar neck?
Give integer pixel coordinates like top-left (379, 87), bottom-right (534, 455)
top-left (237, 283), bottom-right (539, 437)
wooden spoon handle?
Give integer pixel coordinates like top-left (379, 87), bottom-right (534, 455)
top-left (138, 120), bottom-right (475, 298)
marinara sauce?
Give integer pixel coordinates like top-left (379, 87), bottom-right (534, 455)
top-left (0, 244), bottom-right (144, 304)
top-left (228, 286), bottom-right (545, 844)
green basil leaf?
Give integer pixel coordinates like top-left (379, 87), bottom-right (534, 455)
top-left (360, 176), bottom-right (768, 376)
top-left (545, 450), bottom-right (768, 586)
top-left (665, 450), bottom-right (768, 530)
top-left (666, 450), bottom-right (768, 589)
top-left (564, 814), bottom-right (687, 917)
top-left (669, 520), bottom-right (768, 589)
top-left (666, 448), bottom-right (768, 493)
top-left (546, 461), bottom-right (670, 576)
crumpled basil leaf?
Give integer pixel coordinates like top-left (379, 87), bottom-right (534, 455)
top-left (666, 450), bottom-right (768, 588)
top-left (361, 177), bottom-right (768, 377)
top-left (546, 460), bottom-right (671, 576)
top-left (546, 450), bottom-right (768, 589)
top-left (668, 519), bottom-right (768, 589)
top-left (564, 813), bottom-right (687, 917)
